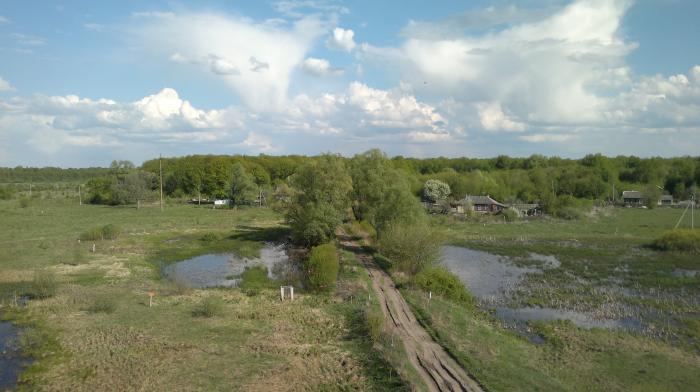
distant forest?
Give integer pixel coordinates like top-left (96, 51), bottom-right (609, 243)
top-left (2, 153), bottom-right (699, 205)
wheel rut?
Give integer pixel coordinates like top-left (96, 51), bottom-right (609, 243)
top-left (339, 235), bottom-right (484, 392)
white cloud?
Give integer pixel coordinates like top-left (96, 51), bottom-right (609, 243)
top-left (0, 76), bottom-right (14, 92)
top-left (363, 0), bottom-right (635, 127)
top-left (11, 33), bottom-right (46, 46)
top-left (327, 27), bottom-right (356, 51)
top-left (273, 1), bottom-right (348, 18)
top-left (477, 102), bottom-right (525, 132)
top-left (83, 23), bottom-right (104, 32)
top-left (0, 15), bottom-right (8, 24)
top-left (519, 133), bottom-right (575, 143)
top-left (301, 57), bottom-right (344, 76)
top-left (132, 11), bottom-right (326, 111)
top-left (0, 88), bottom-right (237, 157)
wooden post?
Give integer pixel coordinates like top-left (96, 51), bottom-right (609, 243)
top-left (290, 286), bottom-right (294, 301)
top-left (78, 184), bottom-right (82, 205)
top-left (159, 154), bottom-right (164, 212)
top-left (29, 183), bottom-right (32, 197)
top-left (148, 290), bottom-right (155, 307)
top-left (280, 286), bottom-right (284, 301)
top-left (92, 243), bottom-right (96, 253)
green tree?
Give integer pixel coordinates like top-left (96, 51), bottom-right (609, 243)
top-left (286, 154), bottom-right (353, 246)
top-left (230, 163), bottom-right (256, 206)
top-left (423, 179), bottom-right (451, 202)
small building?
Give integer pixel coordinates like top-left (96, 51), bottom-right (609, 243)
top-left (214, 199), bottom-right (231, 206)
top-left (462, 195), bottom-right (507, 213)
top-left (622, 191), bottom-right (646, 207)
top-left (658, 194), bottom-right (674, 207)
top-left (511, 203), bottom-right (543, 216)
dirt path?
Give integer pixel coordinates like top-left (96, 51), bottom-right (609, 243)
top-left (339, 235), bottom-right (484, 392)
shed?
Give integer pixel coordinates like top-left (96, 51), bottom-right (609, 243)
top-left (658, 194), bottom-right (674, 206)
top-left (622, 191), bottom-right (646, 207)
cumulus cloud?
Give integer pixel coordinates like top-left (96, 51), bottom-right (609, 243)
top-left (363, 0), bottom-right (635, 127)
top-left (301, 57), bottom-right (344, 76)
top-left (327, 27), bottom-right (356, 51)
top-left (132, 11), bottom-right (326, 111)
top-left (477, 102), bottom-right (525, 132)
top-left (0, 81), bottom-right (453, 162)
top-left (0, 76), bottom-right (14, 92)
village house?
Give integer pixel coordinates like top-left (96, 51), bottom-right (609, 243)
top-left (658, 194), bottom-right (674, 207)
top-left (622, 191), bottom-right (646, 207)
top-left (460, 195), bottom-right (508, 214)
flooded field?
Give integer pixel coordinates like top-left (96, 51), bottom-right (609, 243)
top-left (162, 243), bottom-right (292, 288)
top-left (0, 320), bottom-right (32, 391)
top-left (440, 245), bottom-right (658, 335)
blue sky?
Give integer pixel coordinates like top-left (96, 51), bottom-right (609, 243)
top-left (0, 0), bottom-right (699, 167)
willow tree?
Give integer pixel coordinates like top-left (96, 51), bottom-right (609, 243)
top-left (286, 154), bottom-right (353, 246)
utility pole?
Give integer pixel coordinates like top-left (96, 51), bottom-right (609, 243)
top-left (159, 154), bottom-right (164, 212)
top-left (29, 183), bottom-right (32, 197)
top-left (78, 184), bottom-right (82, 205)
top-left (612, 183), bottom-right (615, 203)
top-left (692, 193), bottom-right (695, 229)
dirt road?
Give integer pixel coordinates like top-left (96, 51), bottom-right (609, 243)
top-left (339, 236), bottom-right (484, 392)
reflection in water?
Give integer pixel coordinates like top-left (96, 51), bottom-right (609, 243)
top-left (162, 243), bottom-right (291, 288)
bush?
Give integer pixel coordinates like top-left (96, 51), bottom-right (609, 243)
top-left (19, 197), bottom-right (31, 208)
top-left (652, 229), bottom-right (700, 253)
top-left (101, 224), bottom-right (120, 240)
top-left (0, 186), bottom-right (14, 200)
top-left (192, 297), bottom-right (224, 318)
top-left (305, 243), bottom-right (339, 292)
top-left (29, 269), bottom-right (58, 299)
top-left (80, 224), bottom-right (121, 241)
top-left (412, 266), bottom-right (475, 307)
top-left (87, 296), bottom-right (118, 314)
top-left (501, 208), bottom-right (520, 222)
top-left (377, 224), bottom-right (443, 275)
top-left (364, 307), bottom-right (384, 343)
top-left (200, 232), bottom-right (220, 242)
top-left (555, 206), bottom-right (584, 220)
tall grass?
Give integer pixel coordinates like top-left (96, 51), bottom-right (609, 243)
top-left (191, 297), bottom-right (224, 318)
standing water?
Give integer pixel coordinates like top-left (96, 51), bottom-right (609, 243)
top-left (1, 320), bottom-right (32, 390)
top-left (162, 243), bottom-right (291, 288)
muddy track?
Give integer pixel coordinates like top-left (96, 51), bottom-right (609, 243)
top-left (340, 236), bottom-right (484, 392)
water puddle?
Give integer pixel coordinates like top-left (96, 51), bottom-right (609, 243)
top-left (1, 320), bottom-right (32, 391)
top-left (162, 243), bottom-right (291, 288)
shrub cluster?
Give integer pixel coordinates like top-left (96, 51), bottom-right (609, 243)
top-left (652, 229), bottom-right (700, 253)
top-left (80, 224), bottom-right (121, 241)
top-left (304, 243), bottom-right (339, 292)
top-left (86, 296), bottom-right (118, 314)
top-left (377, 224), bottom-right (442, 275)
top-left (191, 297), bottom-right (224, 318)
top-left (412, 266), bottom-right (475, 307)
top-left (29, 269), bottom-right (58, 299)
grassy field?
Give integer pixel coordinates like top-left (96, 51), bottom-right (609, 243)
top-left (0, 197), bottom-right (406, 391)
top-left (396, 207), bottom-right (700, 391)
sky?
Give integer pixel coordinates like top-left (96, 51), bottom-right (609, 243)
top-left (0, 0), bottom-right (699, 167)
